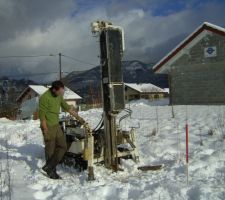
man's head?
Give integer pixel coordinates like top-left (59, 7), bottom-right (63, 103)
top-left (50, 80), bottom-right (65, 96)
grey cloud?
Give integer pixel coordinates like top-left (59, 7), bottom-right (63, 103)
top-left (112, 2), bottom-right (225, 62)
top-left (0, 0), bottom-right (75, 41)
top-left (0, 0), bottom-right (224, 82)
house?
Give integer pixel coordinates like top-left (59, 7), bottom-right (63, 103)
top-left (153, 22), bottom-right (225, 105)
top-left (16, 85), bottom-right (48, 104)
top-left (16, 85), bottom-right (48, 119)
top-left (61, 86), bottom-right (82, 108)
top-left (16, 85), bottom-right (82, 119)
top-left (124, 83), bottom-right (168, 102)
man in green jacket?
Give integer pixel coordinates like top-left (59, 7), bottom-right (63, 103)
top-left (39, 80), bottom-right (86, 179)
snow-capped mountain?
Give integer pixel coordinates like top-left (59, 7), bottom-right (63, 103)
top-left (64, 60), bottom-right (168, 100)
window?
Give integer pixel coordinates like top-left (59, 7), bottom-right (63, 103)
top-left (154, 94), bottom-right (159, 99)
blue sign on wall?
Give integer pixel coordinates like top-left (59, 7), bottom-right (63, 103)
top-left (204, 46), bottom-right (217, 58)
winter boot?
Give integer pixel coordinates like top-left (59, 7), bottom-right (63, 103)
top-left (53, 168), bottom-right (62, 179)
top-left (42, 165), bottom-right (61, 179)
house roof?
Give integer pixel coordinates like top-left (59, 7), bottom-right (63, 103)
top-left (163, 88), bottom-right (170, 94)
top-left (125, 83), bottom-right (164, 93)
top-left (17, 85), bottom-right (82, 102)
top-left (29, 85), bottom-right (48, 95)
top-left (153, 22), bottom-right (225, 73)
top-left (63, 87), bottom-right (82, 100)
top-left (16, 85), bottom-right (48, 102)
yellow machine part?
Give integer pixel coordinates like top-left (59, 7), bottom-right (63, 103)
top-left (83, 148), bottom-right (92, 161)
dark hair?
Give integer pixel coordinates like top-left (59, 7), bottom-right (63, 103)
top-left (51, 80), bottom-right (64, 90)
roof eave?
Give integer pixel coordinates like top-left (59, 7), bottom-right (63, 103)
top-left (153, 22), bottom-right (225, 74)
top-left (16, 87), bottom-right (29, 102)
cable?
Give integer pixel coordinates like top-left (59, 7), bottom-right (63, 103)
top-left (62, 54), bottom-right (97, 66)
top-left (62, 58), bottom-right (92, 70)
top-left (0, 54), bottom-right (57, 59)
top-left (6, 72), bottom-right (58, 77)
top-left (93, 114), bottom-right (104, 132)
top-left (124, 108), bottom-right (132, 113)
top-left (119, 108), bottom-right (133, 126)
top-left (0, 53), bottom-right (96, 68)
top-left (0, 53), bottom-right (97, 79)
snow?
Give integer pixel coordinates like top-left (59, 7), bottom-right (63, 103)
top-left (16, 85), bottom-right (48, 102)
top-left (19, 85), bottom-right (82, 101)
top-left (63, 87), bottom-right (82, 100)
top-left (29, 85), bottom-right (48, 96)
top-left (0, 101), bottom-right (225, 199)
top-left (203, 22), bottom-right (225, 33)
top-left (163, 88), bottom-right (170, 94)
top-left (125, 83), bottom-right (164, 93)
top-left (46, 85), bottom-right (82, 100)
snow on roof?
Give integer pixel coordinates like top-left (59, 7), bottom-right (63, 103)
top-left (163, 88), bottom-right (170, 94)
top-left (29, 85), bottom-right (48, 95)
top-left (46, 85), bottom-right (82, 100)
top-left (63, 87), bottom-right (82, 100)
top-left (153, 22), bottom-right (225, 73)
top-left (204, 22), bottom-right (225, 33)
top-left (125, 83), bottom-right (164, 93)
top-left (17, 85), bottom-right (82, 102)
top-left (16, 85), bottom-right (48, 102)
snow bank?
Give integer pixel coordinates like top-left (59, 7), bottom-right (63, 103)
top-left (0, 117), bottom-right (12, 123)
top-left (0, 103), bottom-right (225, 199)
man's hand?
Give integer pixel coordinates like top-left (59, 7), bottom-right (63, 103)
top-left (40, 120), bottom-right (48, 134)
top-left (68, 109), bottom-right (86, 125)
top-left (83, 123), bottom-right (92, 133)
top-left (68, 109), bottom-right (92, 132)
top-left (68, 109), bottom-right (77, 117)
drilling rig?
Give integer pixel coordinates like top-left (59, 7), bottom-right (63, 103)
top-left (61, 21), bottom-right (139, 180)
top-left (91, 21), bottom-right (138, 170)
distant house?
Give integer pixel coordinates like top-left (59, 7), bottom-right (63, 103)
top-left (153, 22), bottom-right (225, 105)
top-left (124, 83), bottom-right (168, 102)
top-left (61, 86), bottom-right (82, 108)
top-left (16, 85), bottom-right (48, 105)
top-left (16, 85), bottom-right (82, 119)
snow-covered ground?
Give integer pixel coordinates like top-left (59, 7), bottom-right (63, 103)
top-left (0, 100), bottom-right (225, 200)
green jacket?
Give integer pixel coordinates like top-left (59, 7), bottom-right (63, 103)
top-left (39, 89), bottom-right (70, 126)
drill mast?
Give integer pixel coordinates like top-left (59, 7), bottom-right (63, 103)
top-left (91, 21), bottom-right (125, 170)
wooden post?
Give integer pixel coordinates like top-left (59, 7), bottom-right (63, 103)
top-left (84, 132), bottom-right (95, 181)
top-left (168, 73), bottom-right (175, 118)
top-left (186, 121), bottom-right (189, 185)
top-left (87, 135), bottom-right (95, 181)
top-left (186, 123), bottom-right (189, 163)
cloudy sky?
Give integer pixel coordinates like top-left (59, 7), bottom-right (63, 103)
top-left (0, 0), bottom-right (225, 81)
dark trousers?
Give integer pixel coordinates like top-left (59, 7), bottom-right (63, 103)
top-left (42, 124), bottom-right (67, 169)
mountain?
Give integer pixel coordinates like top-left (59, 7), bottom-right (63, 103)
top-left (122, 61), bottom-right (168, 86)
top-left (64, 60), bottom-right (168, 102)
top-left (0, 77), bottom-right (36, 105)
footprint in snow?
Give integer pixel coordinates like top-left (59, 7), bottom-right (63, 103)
top-left (33, 190), bottom-right (53, 200)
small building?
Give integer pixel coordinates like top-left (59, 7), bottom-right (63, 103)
top-left (63, 87), bottom-right (82, 108)
top-left (16, 85), bottom-right (48, 105)
top-left (153, 22), bottom-right (225, 105)
top-left (124, 83), bottom-right (168, 102)
top-left (16, 85), bottom-right (82, 119)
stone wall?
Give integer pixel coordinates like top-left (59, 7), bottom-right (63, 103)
top-left (170, 33), bottom-right (225, 105)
